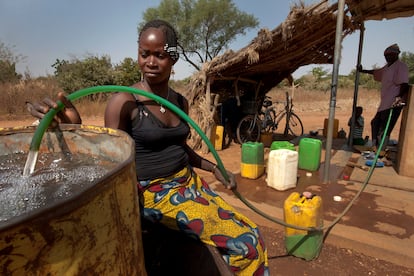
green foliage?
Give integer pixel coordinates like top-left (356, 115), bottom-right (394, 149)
top-left (295, 73), bottom-right (330, 91)
top-left (141, 0), bottom-right (258, 71)
top-left (348, 68), bottom-right (381, 90)
top-left (113, 57), bottom-right (141, 86)
top-left (0, 41), bottom-right (24, 83)
top-left (311, 66), bottom-right (328, 81)
top-left (401, 51), bottom-right (414, 84)
top-left (52, 55), bottom-right (113, 94)
top-left (51, 55), bottom-right (142, 101)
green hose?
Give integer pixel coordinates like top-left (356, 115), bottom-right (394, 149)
top-left (25, 85), bottom-right (394, 232)
top-left (27, 85), bottom-right (227, 180)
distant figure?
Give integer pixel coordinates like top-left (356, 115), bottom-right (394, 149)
top-left (359, 43), bottom-right (409, 150)
top-left (348, 106), bottom-right (365, 145)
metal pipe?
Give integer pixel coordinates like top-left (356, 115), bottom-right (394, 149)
top-left (323, 0), bottom-right (345, 183)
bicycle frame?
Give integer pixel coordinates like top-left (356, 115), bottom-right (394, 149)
top-left (236, 91), bottom-right (303, 144)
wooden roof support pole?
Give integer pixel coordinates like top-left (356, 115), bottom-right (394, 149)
top-left (201, 77), bottom-right (214, 154)
top-left (235, 77), bottom-right (241, 106)
top-left (348, 22), bottom-right (365, 148)
top-left (254, 80), bottom-right (263, 101)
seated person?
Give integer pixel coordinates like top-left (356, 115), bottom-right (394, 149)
top-left (348, 106), bottom-right (365, 145)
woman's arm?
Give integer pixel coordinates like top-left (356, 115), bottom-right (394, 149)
top-left (357, 64), bottom-right (375, 75)
top-left (184, 144), bottom-right (216, 172)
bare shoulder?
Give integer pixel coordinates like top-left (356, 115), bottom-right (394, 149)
top-left (108, 92), bottom-right (136, 104)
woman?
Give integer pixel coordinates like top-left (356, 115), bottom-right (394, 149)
top-left (29, 19), bottom-right (268, 275)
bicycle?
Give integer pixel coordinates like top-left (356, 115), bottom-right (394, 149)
top-left (236, 91), bottom-right (304, 144)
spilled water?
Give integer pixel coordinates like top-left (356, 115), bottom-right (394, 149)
top-left (0, 152), bottom-right (115, 222)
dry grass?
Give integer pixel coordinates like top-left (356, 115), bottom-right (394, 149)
top-left (1, 79), bottom-right (378, 119)
top-left (1, 80), bottom-right (383, 139)
top-left (0, 79), bottom-right (60, 117)
top-left (268, 87), bottom-right (380, 113)
top-left (2, 79), bottom-right (401, 142)
top-left (0, 80), bottom-right (107, 119)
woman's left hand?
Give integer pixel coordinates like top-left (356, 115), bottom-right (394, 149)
top-left (213, 167), bottom-right (237, 190)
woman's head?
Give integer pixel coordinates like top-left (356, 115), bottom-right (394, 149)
top-left (139, 19), bottom-right (179, 62)
top-left (138, 19), bottom-right (179, 85)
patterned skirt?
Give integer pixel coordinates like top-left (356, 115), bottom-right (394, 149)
top-left (138, 166), bottom-right (269, 275)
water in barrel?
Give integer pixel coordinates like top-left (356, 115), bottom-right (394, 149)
top-left (0, 151), bottom-right (114, 222)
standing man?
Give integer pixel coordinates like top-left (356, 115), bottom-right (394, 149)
top-left (359, 43), bottom-right (409, 151)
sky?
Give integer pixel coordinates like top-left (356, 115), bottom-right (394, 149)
top-left (1, 0), bottom-right (413, 81)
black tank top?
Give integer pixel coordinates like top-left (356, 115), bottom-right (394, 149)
top-left (131, 96), bottom-right (190, 180)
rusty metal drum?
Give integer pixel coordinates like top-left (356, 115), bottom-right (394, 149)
top-left (0, 125), bottom-right (146, 275)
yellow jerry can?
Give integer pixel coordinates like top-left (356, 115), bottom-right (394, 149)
top-left (283, 192), bottom-right (323, 261)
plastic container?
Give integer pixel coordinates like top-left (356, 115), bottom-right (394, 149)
top-left (284, 192), bottom-right (323, 261)
top-left (241, 163), bottom-right (265, 179)
top-left (0, 125), bottom-right (146, 275)
top-left (241, 142), bottom-right (264, 179)
top-left (241, 142), bottom-right (264, 165)
top-left (323, 118), bottom-right (339, 138)
top-left (211, 125), bottom-right (224, 151)
top-left (298, 138), bottom-right (322, 171)
top-left (266, 149), bottom-right (298, 191)
top-left (270, 141), bottom-right (296, 151)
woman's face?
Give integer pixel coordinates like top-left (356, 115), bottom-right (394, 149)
top-left (138, 28), bottom-right (175, 85)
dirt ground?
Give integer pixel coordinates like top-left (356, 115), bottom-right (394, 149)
top-left (260, 225), bottom-right (413, 276)
top-left (1, 112), bottom-right (410, 275)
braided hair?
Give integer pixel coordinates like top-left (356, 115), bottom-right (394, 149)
top-left (139, 19), bottom-right (179, 61)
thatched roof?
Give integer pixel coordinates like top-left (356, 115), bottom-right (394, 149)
top-left (187, 1), bottom-right (357, 99)
top-left (346, 0), bottom-right (414, 21)
top-left (185, 0), bottom-right (414, 151)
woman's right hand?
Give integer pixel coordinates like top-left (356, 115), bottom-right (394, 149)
top-left (26, 92), bottom-right (82, 127)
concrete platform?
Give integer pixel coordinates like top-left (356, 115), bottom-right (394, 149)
top-left (198, 140), bottom-right (414, 269)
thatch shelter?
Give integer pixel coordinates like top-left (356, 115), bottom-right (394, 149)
top-left (184, 0), bottom-right (414, 152)
top-left (185, 1), bottom-right (358, 151)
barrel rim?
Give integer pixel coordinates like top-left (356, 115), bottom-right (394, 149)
top-left (0, 124), bottom-right (136, 231)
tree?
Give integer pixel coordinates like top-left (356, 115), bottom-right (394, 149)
top-left (348, 67), bottom-right (381, 90)
top-left (0, 41), bottom-right (24, 83)
top-left (113, 57), bottom-right (142, 86)
top-left (401, 51), bottom-right (414, 84)
top-left (311, 66), bottom-right (328, 82)
top-left (141, 0), bottom-right (258, 71)
top-left (52, 55), bottom-right (113, 94)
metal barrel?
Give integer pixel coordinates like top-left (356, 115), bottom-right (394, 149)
top-left (0, 125), bottom-right (146, 275)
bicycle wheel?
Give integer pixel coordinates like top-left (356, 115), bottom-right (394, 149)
top-left (236, 115), bottom-right (261, 144)
top-left (276, 112), bottom-right (304, 137)
top-left (287, 113), bottom-right (304, 136)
